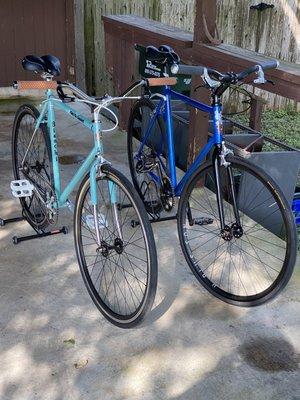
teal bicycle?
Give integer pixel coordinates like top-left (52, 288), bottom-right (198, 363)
top-left (10, 54), bottom-right (157, 328)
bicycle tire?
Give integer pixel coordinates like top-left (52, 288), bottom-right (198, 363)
top-left (74, 164), bottom-right (158, 328)
top-left (177, 155), bottom-right (297, 306)
top-left (127, 98), bottom-right (168, 216)
top-left (12, 104), bottom-right (53, 231)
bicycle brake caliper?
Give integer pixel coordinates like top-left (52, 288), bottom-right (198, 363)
top-left (219, 142), bottom-right (233, 168)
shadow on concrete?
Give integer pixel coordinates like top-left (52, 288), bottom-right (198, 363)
top-left (0, 108), bottom-right (299, 400)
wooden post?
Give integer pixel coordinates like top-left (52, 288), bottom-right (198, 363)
top-left (119, 40), bottom-right (136, 130)
top-left (193, 0), bottom-right (219, 44)
top-left (187, 0), bottom-right (218, 167)
top-left (105, 32), bottom-right (136, 130)
top-left (249, 97), bottom-right (263, 132)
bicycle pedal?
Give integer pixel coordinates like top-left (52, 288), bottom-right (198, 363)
top-left (10, 180), bottom-right (34, 198)
top-left (194, 217), bottom-right (214, 226)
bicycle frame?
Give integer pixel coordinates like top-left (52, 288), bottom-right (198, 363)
top-left (23, 89), bottom-right (105, 208)
top-left (137, 86), bottom-right (223, 197)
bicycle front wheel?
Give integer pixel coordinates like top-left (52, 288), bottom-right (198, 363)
top-left (74, 165), bottom-right (157, 328)
top-left (177, 155), bottom-right (297, 306)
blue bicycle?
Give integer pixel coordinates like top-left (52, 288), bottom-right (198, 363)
top-left (127, 45), bottom-right (297, 306)
top-left (11, 55), bottom-right (158, 328)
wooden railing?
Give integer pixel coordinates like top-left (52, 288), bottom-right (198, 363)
top-left (103, 7), bottom-right (300, 167)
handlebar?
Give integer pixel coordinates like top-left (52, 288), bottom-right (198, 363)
top-left (236, 60), bottom-right (278, 81)
top-left (171, 59), bottom-right (279, 85)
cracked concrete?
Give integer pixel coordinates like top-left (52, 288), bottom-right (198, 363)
top-left (0, 101), bottom-right (299, 400)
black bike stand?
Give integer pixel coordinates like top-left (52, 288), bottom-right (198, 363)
top-left (0, 216), bottom-right (25, 226)
top-left (131, 214), bottom-right (177, 227)
top-left (0, 215), bottom-right (68, 245)
top-left (119, 203), bottom-right (178, 227)
top-left (12, 226), bottom-right (68, 245)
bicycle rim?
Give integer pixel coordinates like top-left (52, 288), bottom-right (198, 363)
top-left (12, 105), bottom-right (53, 230)
top-left (128, 98), bottom-right (167, 218)
top-left (178, 156), bottom-right (296, 306)
top-left (74, 166), bottom-right (157, 327)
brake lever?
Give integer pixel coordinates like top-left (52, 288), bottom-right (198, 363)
top-left (253, 65), bottom-right (267, 84)
top-left (202, 68), bottom-right (220, 89)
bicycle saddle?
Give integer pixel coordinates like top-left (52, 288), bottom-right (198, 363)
top-left (42, 55), bottom-right (61, 76)
top-left (145, 45), bottom-right (180, 64)
top-left (22, 54), bottom-right (61, 76)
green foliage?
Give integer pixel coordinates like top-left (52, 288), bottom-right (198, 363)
top-left (233, 108), bottom-right (300, 150)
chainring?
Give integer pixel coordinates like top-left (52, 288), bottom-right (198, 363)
top-left (160, 176), bottom-right (175, 212)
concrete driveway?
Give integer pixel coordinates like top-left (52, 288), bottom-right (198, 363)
top-left (0, 102), bottom-right (299, 400)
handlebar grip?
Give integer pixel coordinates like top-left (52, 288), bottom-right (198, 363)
top-left (258, 60), bottom-right (279, 71)
top-left (13, 80), bottom-right (57, 90)
top-left (171, 64), bottom-right (205, 76)
top-left (237, 59), bottom-right (279, 80)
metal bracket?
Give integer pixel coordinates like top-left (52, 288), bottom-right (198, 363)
top-left (254, 65), bottom-right (267, 84)
top-left (220, 142), bottom-right (234, 167)
top-left (202, 68), bottom-right (220, 88)
top-left (96, 156), bottom-right (111, 177)
top-left (250, 3), bottom-right (274, 11)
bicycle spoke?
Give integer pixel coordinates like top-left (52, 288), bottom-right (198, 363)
top-left (180, 161), bottom-right (289, 299)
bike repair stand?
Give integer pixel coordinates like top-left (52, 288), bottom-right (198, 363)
top-left (0, 180), bottom-right (68, 245)
top-left (131, 215), bottom-right (177, 227)
top-left (0, 214), bottom-right (68, 245)
top-left (119, 202), bottom-right (178, 227)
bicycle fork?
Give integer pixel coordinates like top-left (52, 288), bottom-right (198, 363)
top-left (213, 152), bottom-right (242, 241)
top-left (89, 162), bottom-right (123, 248)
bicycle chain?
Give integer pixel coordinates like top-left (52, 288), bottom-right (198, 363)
top-left (25, 166), bottom-right (58, 228)
top-left (160, 176), bottom-right (175, 212)
top-left (136, 153), bottom-right (175, 216)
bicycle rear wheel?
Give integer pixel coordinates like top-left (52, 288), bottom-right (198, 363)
top-left (74, 164), bottom-right (158, 328)
top-left (12, 104), bottom-right (53, 230)
top-left (177, 155), bottom-right (297, 306)
top-left (127, 98), bottom-right (168, 218)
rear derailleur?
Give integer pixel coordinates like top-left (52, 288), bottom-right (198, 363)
top-left (136, 153), bottom-right (175, 216)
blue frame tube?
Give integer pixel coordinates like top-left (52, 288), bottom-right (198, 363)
top-left (169, 88), bottom-right (213, 114)
top-left (175, 136), bottom-right (216, 196)
top-left (137, 98), bottom-right (164, 157)
top-left (164, 87), bottom-right (178, 188)
top-left (212, 104), bottom-right (223, 145)
top-left (135, 86), bottom-right (223, 197)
